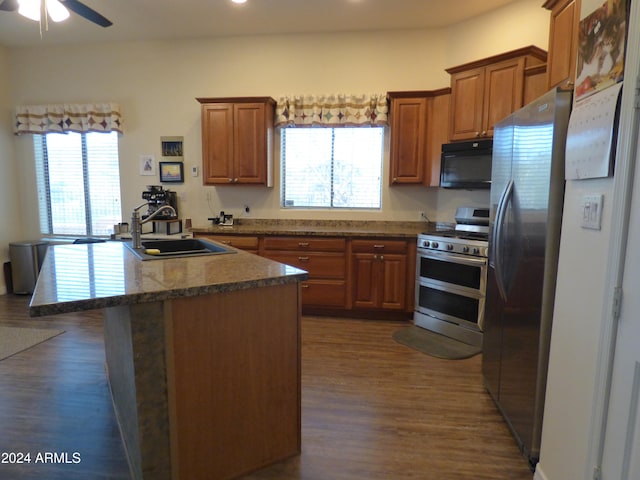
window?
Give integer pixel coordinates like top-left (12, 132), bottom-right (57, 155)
top-left (34, 131), bottom-right (122, 237)
top-left (281, 127), bottom-right (383, 209)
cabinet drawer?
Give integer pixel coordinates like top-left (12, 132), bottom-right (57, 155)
top-left (263, 252), bottom-right (345, 279)
top-left (350, 239), bottom-right (408, 254)
top-left (263, 236), bottom-right (345, 252)
top-left (197, 234), bottom-right (259, 250)
top-left (301, 280), bottom-right (346, 307)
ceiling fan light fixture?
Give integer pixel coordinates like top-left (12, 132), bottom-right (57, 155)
top-left (46, 0), bottom-right (69, 22)
top-left (17, 0), bottom-right (41, 21)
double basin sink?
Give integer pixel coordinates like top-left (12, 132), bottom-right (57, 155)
top-left (125, 238), bottom-right (236, 261)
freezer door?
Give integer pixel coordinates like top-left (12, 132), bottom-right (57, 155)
top-left (483, 112), bottom-right (514, 400)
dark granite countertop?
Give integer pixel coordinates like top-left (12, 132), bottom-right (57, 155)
top-left (29, 241), bottom-right (308, 317)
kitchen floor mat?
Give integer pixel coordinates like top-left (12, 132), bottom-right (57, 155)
top-left (392, 325), bottom-right (481, 360)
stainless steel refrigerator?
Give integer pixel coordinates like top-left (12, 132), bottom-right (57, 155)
top-left (482, 87), bottom-right (572, 469)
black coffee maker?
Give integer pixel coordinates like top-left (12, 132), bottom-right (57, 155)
top-left (141, 185), bottom-right (178, 219)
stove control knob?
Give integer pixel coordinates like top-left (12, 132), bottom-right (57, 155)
top-left (432, 242), bottom-right (439, 249)
top-left (473, 247), bottom-right (480, 255)
top-left (447, 244), bottom-right (454, 251)
top-left (462, 246), bottom-right (470, 253)
top-left (422, 240), bottom-right (430, 248)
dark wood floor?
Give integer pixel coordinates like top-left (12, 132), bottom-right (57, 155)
top-left (0, 295), bottom-right (533, 480)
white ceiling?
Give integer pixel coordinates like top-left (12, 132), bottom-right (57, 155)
top-left (0, 0), bottom-right (521, 48)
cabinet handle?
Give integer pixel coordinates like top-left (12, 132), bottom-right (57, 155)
top-left (298, 256), bottom-right (310, 261)
top-left (481, 131), bottom-right (487, 136)
top-left (475, 132), bottom-right (481, 137)
top-left (380, 255), bottom-right (385, 261)
top-left (301, 284), bottom-right (309, 289)
top-left (298, 242), bottom-right (310, 247)
top-left (220, 240), bottom-right (231, 245)
top-left (373, 244), bottom-right (385, 249)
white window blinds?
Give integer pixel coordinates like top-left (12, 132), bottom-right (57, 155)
top-left (281, 127), bottom-right (383, 209)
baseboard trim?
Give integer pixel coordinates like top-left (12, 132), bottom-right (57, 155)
top-left (534, 463), bottom-right (549, 480)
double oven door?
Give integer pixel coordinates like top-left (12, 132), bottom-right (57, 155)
top-left (415, 244), bottom-right (487, 346)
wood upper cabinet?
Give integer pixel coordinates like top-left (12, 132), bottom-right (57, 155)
top-left (446, 46), bottom-right (547, 141)
top-left (388, 89), bottom-right (451, 187)
top-left (544, 0), bottom-right (581, 89)
top-left (197, 97), bottom-right (275, 186)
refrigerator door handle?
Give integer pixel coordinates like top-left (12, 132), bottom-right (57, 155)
top-left (494, 179), bottom-right (514, 302)
top-left (491, 180), bottom-right (510, 266)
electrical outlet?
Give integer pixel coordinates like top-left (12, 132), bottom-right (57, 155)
top-left (191, 165), bottom-right (198, 177)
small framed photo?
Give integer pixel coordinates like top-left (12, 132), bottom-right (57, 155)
top-left (159, 162), bottom-right (184, 183)
top-left (140, 154), bottom-right (156, 176)
top-left (161, 136), bottom-right (184, 162)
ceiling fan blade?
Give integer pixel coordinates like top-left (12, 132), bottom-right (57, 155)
top-left (0, 0), bottom-right (19, 12)
top-left (60, 0), bottom-right (112, 27)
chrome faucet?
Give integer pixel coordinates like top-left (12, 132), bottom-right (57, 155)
top-left (130, 203), bottom-right (177, 249)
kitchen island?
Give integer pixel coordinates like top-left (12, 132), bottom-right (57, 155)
top-left (29, 241), bottom-right (308, 480)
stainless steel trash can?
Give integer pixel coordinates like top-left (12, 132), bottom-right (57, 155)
top-left (9, 241), bottom-right (49, 294)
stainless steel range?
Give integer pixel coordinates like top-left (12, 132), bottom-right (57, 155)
top-left (414, 207), bottom-right (489, 347)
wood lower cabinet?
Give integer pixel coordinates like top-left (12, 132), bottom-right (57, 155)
top-left (349, 239), bottom-right (413, 312)
top-left (197, 97), bottom-right (275, 186)
top-left (262, 237), bottom-right (347, 308)
top-left (446, 46), bottom-right (547, 141)
top-left (195, 234), bottom-right (259, 254)
top-left (544, 0), bottom-right (581, 90)
top-left (194, 232), bottom-right (417, 315)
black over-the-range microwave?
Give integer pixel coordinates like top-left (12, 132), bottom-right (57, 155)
top-left (440, 139), bottom-right (493, 189)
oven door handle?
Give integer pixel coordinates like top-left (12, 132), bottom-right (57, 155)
top-left (493, 179), bottom-right (514, 301)
top-left (417, 249), bottom-right (487, 267)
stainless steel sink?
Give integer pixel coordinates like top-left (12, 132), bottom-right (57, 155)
top-left (125, 238), bottom-right (236, 260)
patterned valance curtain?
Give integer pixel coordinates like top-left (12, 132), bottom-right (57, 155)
top-left (14, 103), bottom-right (123, 135)
top-left (275, 94), bottom-right (388, 127)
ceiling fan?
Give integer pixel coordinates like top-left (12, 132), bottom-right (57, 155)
top-left (0, 0), bottom-right (112, 27)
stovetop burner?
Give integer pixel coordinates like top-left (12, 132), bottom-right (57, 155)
top-left (418, 206), bottom-right (490, 257)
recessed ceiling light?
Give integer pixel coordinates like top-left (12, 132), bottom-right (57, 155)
top-left (231, 0), bottom-right (247, 4)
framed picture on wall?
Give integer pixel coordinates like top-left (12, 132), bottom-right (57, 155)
top-left (159, 162), bottom-right (184, 183)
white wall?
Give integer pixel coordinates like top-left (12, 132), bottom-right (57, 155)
top-left (5, 0), bottom-right (547, 239)
top-left (536, 0), bottom-right (624, 479)
top-left (445, 0), bottom-right (549, 66)
top-left (0, 47), bottom-right (24, 293)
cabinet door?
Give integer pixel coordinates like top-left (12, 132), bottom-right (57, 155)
top-left (483, 58), bottom-right (525, 137)
top-left (202, 104), bottom-right (234, 184)
top-left (389, 97), bottom-right (426, 184)
top-left (234, 103), bottom-right (267, 184)
top-left (546, 0), bottom-right (581, 89)
top-left (380, 254), bottom-right (408, 310)
top-left (351, 253), bottom-right (378, 309)
top-left (425, 92), bottom-right (450, 187)
top-left (449, 67), bottom-right (485, 141)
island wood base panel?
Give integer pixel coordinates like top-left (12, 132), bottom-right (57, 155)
top-left (104, 283), bottom-right (302, 480)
